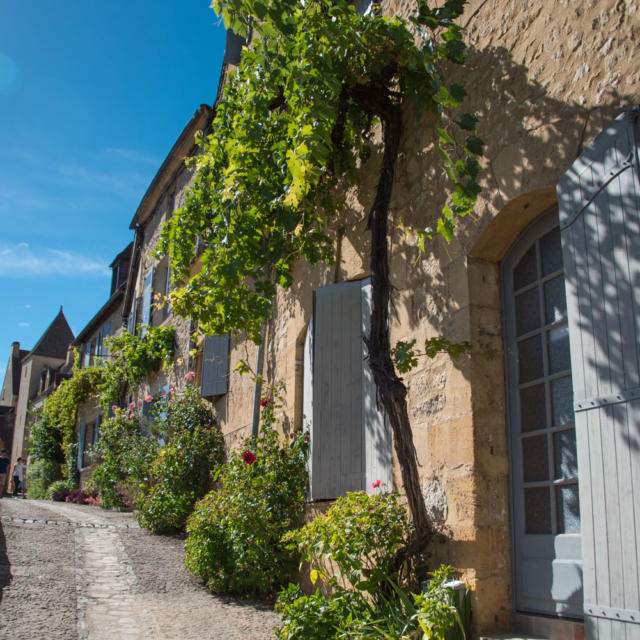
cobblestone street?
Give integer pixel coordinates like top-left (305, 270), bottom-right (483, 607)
top-left (0, 498), bottom-right (280, 640)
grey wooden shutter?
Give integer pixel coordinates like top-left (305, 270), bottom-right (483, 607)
top-left (312, 280), bottom-right (364, 498)
top-left (361, 281), bottom-right (393, 493)
top-left (558, 108), bottom-right (640, 640)
top-left (101, 322), bottom-right (111, 360)
top-left (77, 424), bottom-right (86, 469)
top-left (141, 268), bottom-right (154, 336)
top-left (93, 415), bottom-right (101, 446)
top-left (201, 334), bottom-right (230, 397)
top-left (83, 342), bottom-right (91, 368)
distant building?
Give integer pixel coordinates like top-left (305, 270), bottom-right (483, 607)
top-left (6, 309), bottom-right (74, 484)
top-left (73, 243), bottom-right (131, 483)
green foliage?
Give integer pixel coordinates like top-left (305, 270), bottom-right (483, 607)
top-left (158, 0), bottom-right (482, 342)
top-left (392, 338), bottom-right (472, 374)
top-left (284, 490), bottom-right (413, 594)
top-left (90, 409), bottom-right (157, 509)
top-left (30, 364), bottom-right (105, 485)
top-left (184, 401), bottom-right (308, 596)
top-left (136, 386), bottom-right (226, 534)
top-left (100, 326), bottom-right (176, 408)
top-left (276, 564), bottom-right (469, 640)
top-left (26, 459), bottom-right (63, 500)
top-left (413, 566), bottom-right (468, 640)
top-left (276, 584), bottom-right (369, 640)
top-left (29, 413), bottom-right (66, 465)
top-left (45, 479), bottom-right (74, 501)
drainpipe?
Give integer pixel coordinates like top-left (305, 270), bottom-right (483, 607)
top-left (250, 324), bottom-right (266, 439)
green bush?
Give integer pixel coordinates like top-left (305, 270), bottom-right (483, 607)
top-left (285, 490), bottom-right (413, 593)
top-left (276, 584), bottom-right (369, 640)
top-left (26, 459), bottom-right (64, 499)
top-left (136, 387), bottom-right (225, 534)
top-left (276, 491), bottom-right (469, 640)
top-left (46, 479), bottom-right (74, 500)
top-left (184, 399), bottom-right (308, 597)
top-left (90, 409), bottom-right (156, 509)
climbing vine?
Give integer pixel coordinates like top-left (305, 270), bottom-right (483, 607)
top-left (30, 359), bottom-right (105, 480)
top-left (99, 325), bottom-right (176, 408)
top-left (158, 0), bottom-right (482, 542)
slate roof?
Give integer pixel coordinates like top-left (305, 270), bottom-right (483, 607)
top-left (28, 308), bottom-right (75, 360)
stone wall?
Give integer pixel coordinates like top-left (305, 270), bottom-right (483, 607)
top-left (212, 1), bottom-right (640, 635)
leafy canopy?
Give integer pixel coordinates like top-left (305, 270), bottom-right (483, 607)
top-left (158, 0), bottom-right (482, 342)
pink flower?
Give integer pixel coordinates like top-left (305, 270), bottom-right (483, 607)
top-left (161, 392), bottom-right (167, 398)
top-left (185, 371), bottom-right (196, 380)
top-left (138, 401), bottom-right (143, 408)
top-left (242, 450), bottom-right (256, 465)
top-left (169, 386), bottom-right (175, 393)
top-left (111, 405), bottom-right (117, 411)
top-left (128, 402), bottom-right (135, 410)
top-left (372, 479), bottom-right (382, 489)
top-left (144, 395), bottom-right (153, 403)
top-left (168, 399), bottom-right (174, 404)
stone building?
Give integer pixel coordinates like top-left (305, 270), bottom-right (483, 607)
top-left (62, 2), bottom-right (638, 637)
top-left (169, 2), bottom-right (638, 639)
top-left (0, 342), bottom-right (30, 455)
top-left (4, 309), bottom-right (74, 486)
top-left (73, 243), bottom-right (132, 484)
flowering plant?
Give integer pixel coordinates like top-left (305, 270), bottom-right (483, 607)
top-left (185, 397), bottom-right (308, 596)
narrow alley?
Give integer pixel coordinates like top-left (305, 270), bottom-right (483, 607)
top-left (0, 499), bottom-right (280, 640)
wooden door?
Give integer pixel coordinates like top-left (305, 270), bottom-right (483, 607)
top-left (558, 108), bottom-right (640, 640)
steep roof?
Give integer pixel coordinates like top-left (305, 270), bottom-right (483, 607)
top-left (28, 308), bottom-right (75, 360)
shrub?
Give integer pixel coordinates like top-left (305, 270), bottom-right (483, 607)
top-left (184, 399), bottom-right (308, 596)
top-left (26, 459), bottom-right (64, 499)
top-left (91, 409), bottom-right (156, 509)
top-left (47, 479), bottom-right (73, 501)
top-left (284, 490), bottom-right (414, 594)
top-left (136, 391), bottom-right (225, 534)
top-left (276, 584), bottom-right (369, 640)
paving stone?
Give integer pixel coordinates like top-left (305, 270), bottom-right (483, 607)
top-left (0, 498), bottom-right (280, 639)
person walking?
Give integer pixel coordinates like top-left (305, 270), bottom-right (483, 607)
top-left (0, 449), bottom-right (9, 496)
top-left (12, 457), bottom-right (26, 499)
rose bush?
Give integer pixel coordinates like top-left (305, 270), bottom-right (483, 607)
top-left (184, 399), bottom-right (308, 596)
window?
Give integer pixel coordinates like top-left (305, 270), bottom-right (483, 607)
top-left (304, 279), bottom-right (392, 499)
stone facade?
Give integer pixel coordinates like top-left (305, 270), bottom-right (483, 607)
top-left (197, 2), bottom-right (639, 637)
top-left (52, 3), bottom-right (639, 636)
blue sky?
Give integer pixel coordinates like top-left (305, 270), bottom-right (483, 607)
top-left (0, 2), bottom-right (226, 357)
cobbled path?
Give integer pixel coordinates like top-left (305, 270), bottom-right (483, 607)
top-left (0, 498), bottom-right (280, 640)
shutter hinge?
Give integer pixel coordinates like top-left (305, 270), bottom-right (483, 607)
top-left (584, 602), bottom-right (640, 624)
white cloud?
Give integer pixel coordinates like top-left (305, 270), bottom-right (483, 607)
top-left (0, 243), bottom-right (110, 278)
top-left (24, 304), bottom-right (31, 309)
top-left (18, 322), bottom-right (31, 328)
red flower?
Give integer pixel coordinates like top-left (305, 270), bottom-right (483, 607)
top-left (372, 479), bottom-right (382, 489)
top-left (259, 398), bottom-right (271, 407)
top-left (242, 450), bottom-right (256, 465)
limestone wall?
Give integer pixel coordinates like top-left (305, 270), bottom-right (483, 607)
top-left (213, 0), bottom-right (640, 634)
